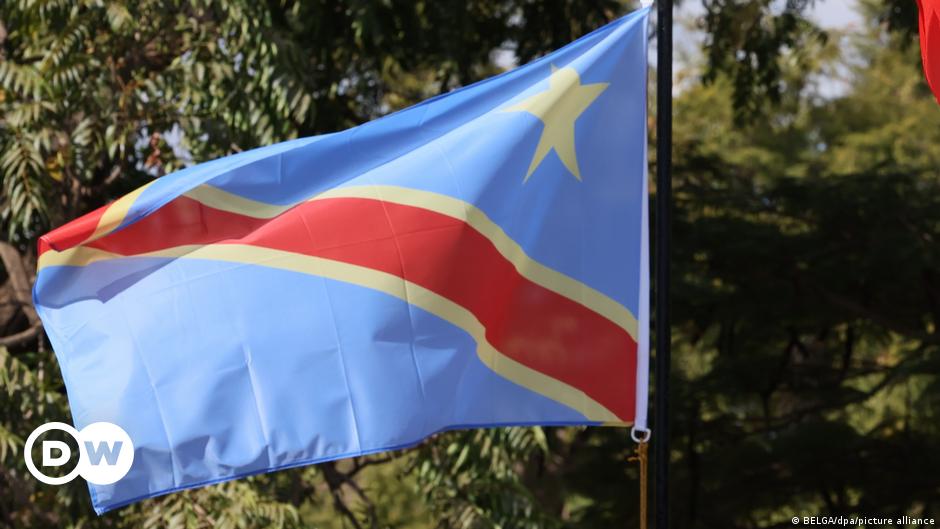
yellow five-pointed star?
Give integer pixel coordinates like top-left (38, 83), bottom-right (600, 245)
top-left (504, 66), bottom-right (608, 182)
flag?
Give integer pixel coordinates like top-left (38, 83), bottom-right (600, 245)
top-left (33, 7), bottom-right (650, 513)
top-left (921, 0), bottom-right (940, 103)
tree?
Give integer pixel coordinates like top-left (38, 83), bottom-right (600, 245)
top-left (669, 7), bottom-right (940, 524)
top-left (699, 0), bottom-right (922, 121)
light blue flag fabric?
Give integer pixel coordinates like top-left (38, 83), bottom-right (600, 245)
top-left (33, 7), bottom-right (650, 513)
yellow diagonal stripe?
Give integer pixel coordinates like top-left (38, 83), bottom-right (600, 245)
top-left (185, 185), bottom-right (292, 218)
top-left (87, 181), bottom-right (157, 242)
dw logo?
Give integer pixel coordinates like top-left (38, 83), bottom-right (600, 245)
top-left (24, 422), bottom-right (134, 485)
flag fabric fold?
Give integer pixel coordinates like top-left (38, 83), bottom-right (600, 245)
top-left (921, 0), bottom-right (940, 104)
top-left (33, 7), bottom-right (651, 513)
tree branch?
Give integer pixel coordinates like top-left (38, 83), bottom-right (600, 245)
top-left (813, 283), bottom-right (939, 345)
top-left (321, 462), bottom-right (365, 529)
top-left (349, 455), bottom-right (392, 477)
top-left (0, 242), bottom-right (38, 326)
top-left (0, 323), bottom-right (41, 348)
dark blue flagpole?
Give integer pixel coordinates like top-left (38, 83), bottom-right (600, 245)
top-left (654, 0), bottom-right (672, 527)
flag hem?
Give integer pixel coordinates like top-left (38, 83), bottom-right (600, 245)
top-left (89, 419), bottom-right (628, 515)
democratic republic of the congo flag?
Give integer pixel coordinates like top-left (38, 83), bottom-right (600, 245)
top-left (33, 7), bottom-right (650, 513)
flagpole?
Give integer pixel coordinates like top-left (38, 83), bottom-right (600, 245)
top-left (654, 0), bottom-right (673, 527)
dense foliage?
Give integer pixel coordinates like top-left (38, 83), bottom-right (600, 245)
top-left (1, 0), bottom-right (938, 528)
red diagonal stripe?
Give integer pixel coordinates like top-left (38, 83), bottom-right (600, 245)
top-left (86, 194), bottom-right (637, 420)
top-left (38, 204), bottom-right (109, 256)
